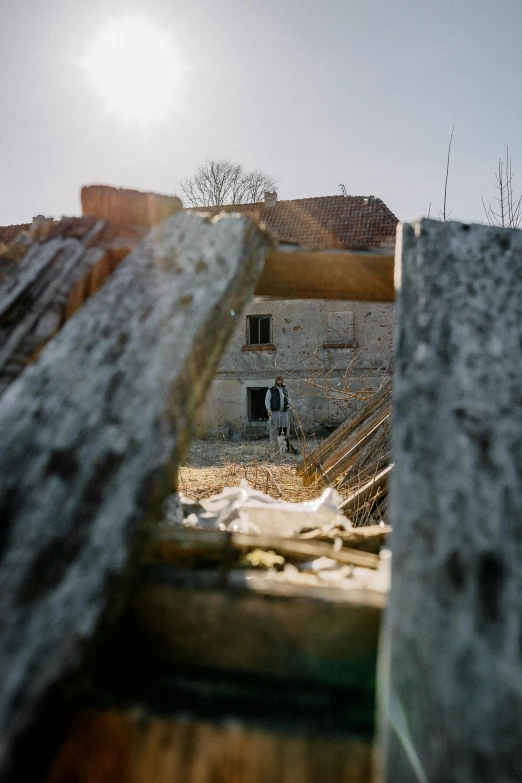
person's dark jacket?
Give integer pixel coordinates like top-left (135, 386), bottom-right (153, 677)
top-left (269, 385), bottom-right (289, 412)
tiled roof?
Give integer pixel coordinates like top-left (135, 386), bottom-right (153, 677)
top-left (187, 195), bottom-right (398, 249)
top-left (0, 224), bottom-right (31, 246)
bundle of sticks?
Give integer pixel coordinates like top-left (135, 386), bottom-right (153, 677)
top-left (296, 380), bottom-right (392, 525)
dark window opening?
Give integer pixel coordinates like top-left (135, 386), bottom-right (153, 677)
top-left (248, 387), bottom-right (269, 422)
top-left (247, 315), bottom-right (271, 345)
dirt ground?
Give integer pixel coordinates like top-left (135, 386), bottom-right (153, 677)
top-left (179, 435), bottom-right (328, 503)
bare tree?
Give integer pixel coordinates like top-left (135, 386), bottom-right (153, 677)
top-left (482, 147), bottom-right (522, 228)
top-left (439, 125), bottom-right (455, 221)
top-left (180, 160), bottom-right (277, 207)
top-left (279, 345), bottom-right (390, 412)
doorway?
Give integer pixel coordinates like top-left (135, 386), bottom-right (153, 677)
top-left (248, 387), bottom-right (269, 421)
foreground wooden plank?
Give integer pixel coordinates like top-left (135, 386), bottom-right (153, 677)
top-left (130, 568), bottom-right (384, 690)
top-left (381, 219), bottom-right (522, 783)
top-left (46, 709), bottom-right (373, 783)
top-left (0, 212), bottom-right (271, 778)
top-left (148, 528), bottom-right (380, 569)
top-left (256, 244), bottom-right (395, 301)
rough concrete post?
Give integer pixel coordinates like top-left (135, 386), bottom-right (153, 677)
top-left (380, 219), bottom-right (522, 783)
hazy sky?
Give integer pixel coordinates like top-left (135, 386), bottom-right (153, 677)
top-left (1, 0), bottom-right (521, 225)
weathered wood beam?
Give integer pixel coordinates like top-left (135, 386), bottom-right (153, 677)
top-left (81, 184), bottom-right (183, 228)
top-left (130, 568), bottom-right (384, 689)
top-left (256, 245), bottom-right (395, 301)
top-left (380, 219), bottom-right (522, 783)
top-left (46, 709), bottom-right (373, 783)
top-left (148, 528), bottom-right (380, 570)
top-left (0, 211), bottom-right (271, 778)
top-left (0, 218), bottom-right (143, 394)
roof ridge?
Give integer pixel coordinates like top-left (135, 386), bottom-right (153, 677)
top-left (190, 194), bottom-right (384, 209)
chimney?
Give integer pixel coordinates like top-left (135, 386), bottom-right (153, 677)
top-left (264, 191), bottom-right (277, 208)
top-left (30, 215), bottom-right (54, 242)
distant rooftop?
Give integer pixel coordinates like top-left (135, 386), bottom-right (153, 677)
top-left (1, 189), bottom-right (399, 253)
top-left (0, 223), bottom-right (30, 246)
top-left (187, 193), bottom-right (399, 249)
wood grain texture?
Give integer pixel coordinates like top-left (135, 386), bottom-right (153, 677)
top-left (148, 528), bottom-right (380, 569)
top-left (46, 709), bottom-right (374, 783)
top-left (338, 465), bottom-right (393, 514)
top-left (256, 245), bottom-right (395, 301)
top-left (0, 212), bottom-right (271, 777)
top-left (0, 218), bottom-right (141, 394)
top-left (381, 219), bottom-right (522, 783)
top-left (81, 185), bottom-right (183, 228)
top-left (130, 570), bottom-right (384, 690)
top-left (297, 381), bottom-right (392, 486)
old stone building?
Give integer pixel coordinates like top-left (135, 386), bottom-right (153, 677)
top-left (191, 193), bottom-right (398, 434)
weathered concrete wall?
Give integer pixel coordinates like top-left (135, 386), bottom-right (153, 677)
top-left (380, 219), bottom-right (522, 783)
top-left (199, 296), bottom-right (394, 433)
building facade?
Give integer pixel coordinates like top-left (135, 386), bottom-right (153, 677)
top-left (193, 193), bottom-right (398, 434)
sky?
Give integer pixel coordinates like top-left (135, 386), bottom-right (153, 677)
top-left (1, 0), bottom-right (521, 226)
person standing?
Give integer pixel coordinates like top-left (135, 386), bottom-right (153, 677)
top-left (265, 376), bottom-right (290, 444)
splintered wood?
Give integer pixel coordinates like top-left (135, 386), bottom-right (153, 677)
top-left (0, 216), bottom-right (146, 393)
top-left (297, 380), bottom-right (392, 525)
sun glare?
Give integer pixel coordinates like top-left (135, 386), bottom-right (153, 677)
top-left (79, 17), bottom-right (186, 127)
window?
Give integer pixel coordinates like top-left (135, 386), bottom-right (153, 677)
top-left (324, 311), bottom-right (355, 348)
top-left (247, 315), bottom-right (271, 346)
top-left (248, 387), bottom-right (269, 421)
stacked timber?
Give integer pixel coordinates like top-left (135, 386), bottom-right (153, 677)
top-left (0, 188), bottom-right (186, 396)
top-left (297, 380), bottom-right (392, 525)
top-left (0, 216), bottom-right (148, 394)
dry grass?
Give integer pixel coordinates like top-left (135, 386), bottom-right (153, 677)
top-left (179, 433), bottom-right (390, 527)
top-left (179, 437), bottom-right (330, 503)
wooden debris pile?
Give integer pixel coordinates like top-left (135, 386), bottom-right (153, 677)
top-left (297, 380), bottom-right (392, 525)
top-left (150, 483), bottom-right (392, 600)
top-left (120, 506), bottom-right (390, 715)
top-left (0, 187), bottom-right (185, 397)
top-left (157, 494), bottom-right (390, 569)
top-left (0, 216), bottom-right (146, 394)
top-left (0, 184), bottom-right (396, 781)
